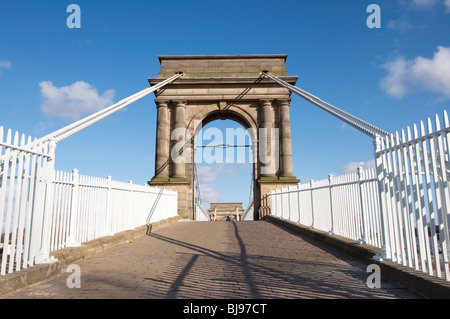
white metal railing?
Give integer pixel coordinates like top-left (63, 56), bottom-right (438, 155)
top-left (194, 199), bottom-right (210, 221)
top-left (0, 126), bottom-right (54, 275)
top-left (51, 169), bottom-right (177, 251)
top-left (374, 111), bottom-right (450, 280)
top-left (270, 111), bottom-right (450, 281)
top-left (242, 199), bottom-right (254, 221)
top-left (0, 125), bottom-right (178, 276)
top-left (270, 168), bottom-right (381, 248)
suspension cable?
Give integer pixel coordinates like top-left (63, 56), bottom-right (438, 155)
top-left (262, 71), bottom-right (389, 139)
top-left (27, 72), bottom-right (183, 147)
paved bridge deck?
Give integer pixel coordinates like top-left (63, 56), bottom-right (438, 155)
top-left (3, 220), bottom-right (420, 300)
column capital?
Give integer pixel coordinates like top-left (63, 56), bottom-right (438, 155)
top-left (172, 100), bottom-right (187, 108)
top-left (259, 99), bottom-right (273, 107)
top-left (277, 98), bottom-right (292, 106)
top-left (155, 100), bottom-right (169, 108)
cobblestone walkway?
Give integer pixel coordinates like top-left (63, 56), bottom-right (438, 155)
top-left (3, 220), bottom-right (421, 299)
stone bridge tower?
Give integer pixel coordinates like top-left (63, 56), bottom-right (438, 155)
top-left (148, 55), bottom-right (299, 220)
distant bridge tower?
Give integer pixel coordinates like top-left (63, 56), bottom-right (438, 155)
top-left (148, 55), bottom-right (299, 220)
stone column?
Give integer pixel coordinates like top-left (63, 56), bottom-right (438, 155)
top-left (172, 100), bottom-right (187, 179)
top-left (259, 99), bottom-right (277, 178)
top-left (154, 100), bottom-right (170, 180)
top-left (278, 99), bottom-right (294, 178)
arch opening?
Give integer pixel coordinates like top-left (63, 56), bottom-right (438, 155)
top-left (193, 118), bottom-right (255, 221)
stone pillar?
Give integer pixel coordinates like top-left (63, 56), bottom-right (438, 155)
top-left (278, 99), bottom-right (294, 179)
top-left (172, 100), bottom-right (187, 179)
top-left (259, 99), bottom-right (277, 179)
top-left (154, 100), bottom-right (170, 180)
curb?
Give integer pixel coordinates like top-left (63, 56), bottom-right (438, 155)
top-left (0, 216), bottom-right (182, 297)
top-left (264, 215), bottom-right (450, 299)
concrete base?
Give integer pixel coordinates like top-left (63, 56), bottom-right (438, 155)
top-left (264, 215), bottom-right (450, 299)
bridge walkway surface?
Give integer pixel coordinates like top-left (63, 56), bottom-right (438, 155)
top-left (2, 219), bottom-right (421, 300)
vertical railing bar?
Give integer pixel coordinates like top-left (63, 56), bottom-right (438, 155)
top-left (420, 121), bottom-right (442, 278)
top-left (434, 115), bottom-right (450, 279)
top-left (389, 133), bottom-right (407, 266)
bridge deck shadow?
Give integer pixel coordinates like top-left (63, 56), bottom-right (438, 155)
top-left (139, 221), bottom-right (419, 299)
top-left (3, 220), bottom-right (421, 299)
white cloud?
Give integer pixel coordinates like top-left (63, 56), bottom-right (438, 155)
top-left (197, 165), bottom-right (218, 184)
top-left (197, 164), bottom-right (235, 184)
top-left (39, 81), bottom-right (115, 120)
top-left (198, 183), bottom-right (221, 204)
top-left (380, 58), bottom-right (411, 98)
top-left (380, 46), bottom-right (450, 99)
top-left (446, 0), bottom-right (450, 12)
top-left (341, 160), bottom-right (375, 175)
top-left (386, 19), bottom-right (413, 33)
top-left (0, 59), bottom-right (11, 74)
top-left (410, 0), bottom-right (439, 9)
top-left (406, 0), bottom-right (450, 12)
top-left (197, 164), bottom-right (236, 204)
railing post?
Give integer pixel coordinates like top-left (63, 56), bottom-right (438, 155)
top-left (296, 184), bottom-right (301, 224)
top-left (328, 174), bottom-right (335, 235)
top-left (310, 179), bottom-right (314, 228)
top-left (373, 135), bottom-right (392, 261)
top-left (287, 186), bottom-right (292, 221)
top-left (357, 166), bottom-right (368, 244)
top-left (128, 180), bottom-right (133, 229)
top-left (36, 138), bottom-right (57, 264)
top-left (66, 169), bottom-right (80, 247)
top-left (261, 195), bottom-right (265, 218)
top-left (105, 175), bottom-right (113, 236)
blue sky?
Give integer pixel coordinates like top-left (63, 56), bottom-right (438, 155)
top-left (1, 0), bottom-right (450, 210)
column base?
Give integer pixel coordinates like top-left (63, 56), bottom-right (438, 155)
top-left (279, 174), bottom-right (298, 182)
top-left (259, 174), bottom-right (278, 181)
top-left (149, 175), bottom-right (189, 183)
top-left (169, 175), bottom-right (189, 182)
top-left (149, 174), bottom-right (170, 183)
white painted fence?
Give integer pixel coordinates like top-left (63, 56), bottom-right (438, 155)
top-left (0, 127), bottom-right (54, 276)
top-left (374, 112), bottom-right (450, 280)
top-left (194, 199), bottom-right (210, 221)
top-left (270, 168), bottom-right (381, 248)
top-left (0, 125), bottom-right (177, 276)
top-left (50, 169), bottom-right (177, 251)
top-left (270, 111), bottom-right (450, 282)
top-left (242, 199), bottom-right (254, 221)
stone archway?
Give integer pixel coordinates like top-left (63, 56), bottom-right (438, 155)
top-left (148, 55), bottom-right (299, 220)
